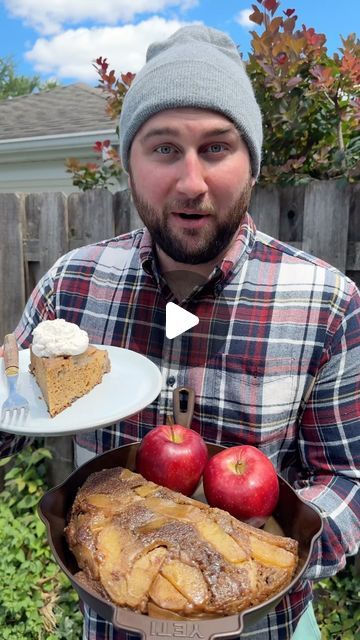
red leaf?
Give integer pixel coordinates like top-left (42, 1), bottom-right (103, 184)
top-left (249, 5), bottom-right (263, 26)
top-left (258, 62), bottom-right (276, 76)
top-left (286, 76), bottom-right (302, 88)
top-left (95, 57), bottom-right (108, 72)
top-left (309, 65), bottom-right (334, 88)
top-left (121, 72), bottom-right (136, 87)
top-left (268, 16), bottom-right (283, 34)
top-left (283, 16), bottom-right (297, 34)
top-left (108, 70), bottom-right (116, 84)
top-left (341, 52), bottom-right (360, 84)
top-left (263, 0), bottom-right (280, 14)
top-left (277, 52), bottom-right (288, 65)
top-left (302, 26), bottom-right (326, 48)
top-left (283, 8), bottom-right (295, 17)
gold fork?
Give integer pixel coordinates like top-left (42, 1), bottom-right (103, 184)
top-left (1, 334), bottom-right (29, 424)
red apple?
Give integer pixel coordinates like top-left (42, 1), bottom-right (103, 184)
top-left (136, 425), bottom-right (208, 496)
top-left (203, 445), bottom-right (279, 527)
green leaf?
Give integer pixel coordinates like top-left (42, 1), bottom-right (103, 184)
top-left (0, 457), bottom-right (12, 467)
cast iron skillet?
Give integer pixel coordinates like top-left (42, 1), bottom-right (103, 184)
top-left (38, 439), bottom-right (323, 639)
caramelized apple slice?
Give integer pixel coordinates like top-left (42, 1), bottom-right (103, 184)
top-left (121, 468), bottom-right (139, 481)
top-left (137, 516), bottom-right (171, 533)
top-left (182, 495), bottom-right (208, 510)
top-left (67, 511), bottom-right (109, 542)
top-left (87, 492), bottom-right (139, 513)
top-left (144, 497), bottom-right (203, 522)
top-left (250, 536), bottom-right (295, 568)
top-left (97, 523), bottom-right (134, 560)
top-left (97, 525), bottom-right (139, 574)
top-left (161, 560), bottom-right (208, 606)
top-left (71, 543), bottom-right (100, 579)
top-left (134, 483), bottom-right (158, 497)
top-left (125, 547), bottom-right (168, 608)
top-left (97, 525), bottom-right (135, 604)
top-left (99, 541), bottom-right (167, 608)
top-left (100, 570), bottom-right (128, 604)
top-left (149, 574), bottom-right (188, 611)
top-left (196, 520), bottom-right (247, 563)
top-left (87, 493), bottom-right (117, 508)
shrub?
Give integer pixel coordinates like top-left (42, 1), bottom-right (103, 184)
top-left (0, 446), bottom-right (82, 639)
top-left (247, 0), bottom-right (360, 183)
top-left (313, 560), bottom-right (360, 640)
top-left (65, 65), bottom-right (134, 191)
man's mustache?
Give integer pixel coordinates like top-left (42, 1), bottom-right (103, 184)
top-left (164, 198), bottom-right (216, 214)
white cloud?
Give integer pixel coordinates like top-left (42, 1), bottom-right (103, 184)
top-left (4, 0), bottom-right (198, 35)
top-left (25, 17), bottom-right (189, 81)
top-left (235, 9), bottom-right (253, 29)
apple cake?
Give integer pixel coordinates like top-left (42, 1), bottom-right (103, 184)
top-left (65, 467), bottom-right (298, 619)
top-left (30, 345), bottom-right (110, 417)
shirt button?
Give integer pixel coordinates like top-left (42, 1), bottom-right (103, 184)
top-left (166, 376), bottom-right (176, 387)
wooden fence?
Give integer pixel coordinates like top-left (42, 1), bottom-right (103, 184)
top-left (1, 182), bottom-right (359, 342)
top-left (0, 182), bottom-right (359, 483)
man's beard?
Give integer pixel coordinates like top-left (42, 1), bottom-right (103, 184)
top-left (130, 178), bottom-right (253, 265)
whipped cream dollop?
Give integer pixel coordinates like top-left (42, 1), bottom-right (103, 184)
top-left (31, 319), bottom-right (89, 358)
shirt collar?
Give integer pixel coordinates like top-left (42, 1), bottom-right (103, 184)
top-left (139, 227), bottom-right (155, 277)
top-left (217, 212), bottom-right (256, 283)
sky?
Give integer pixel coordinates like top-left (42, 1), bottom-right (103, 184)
top-left (0, 0), bottom-right (359, 86)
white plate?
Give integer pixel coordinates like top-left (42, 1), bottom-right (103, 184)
top-left (0, 346), bottom-right (162, 437)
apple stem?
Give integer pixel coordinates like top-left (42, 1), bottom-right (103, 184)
top-left (165, 415), bottom-right (177, 441)
top-left (235, 460), bottom-right (246, 474)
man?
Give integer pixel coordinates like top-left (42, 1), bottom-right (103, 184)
top-left (1, 25), bottom-right (359, 640)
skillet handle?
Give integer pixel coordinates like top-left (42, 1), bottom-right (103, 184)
top-left (112, 609), bottom-right (244, 638)
top-left (173, 386), bottom-right (195, 428)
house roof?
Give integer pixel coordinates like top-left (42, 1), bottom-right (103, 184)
top-left (0, 83), bottom-right (116, 141)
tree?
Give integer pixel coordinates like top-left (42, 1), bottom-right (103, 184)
top-left (0, 56), bottom-right (58, 100)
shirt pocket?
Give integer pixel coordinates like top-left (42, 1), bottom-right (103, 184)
top-left (210, 353), bottom-right (296, 446)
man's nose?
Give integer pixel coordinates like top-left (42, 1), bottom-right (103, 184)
top-left (176, 153), bottom-right (208, 199)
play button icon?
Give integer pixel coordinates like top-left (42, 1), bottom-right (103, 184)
top-left (166, 302), bottom-right (199, 339)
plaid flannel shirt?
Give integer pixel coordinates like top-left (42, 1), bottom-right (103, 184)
top-left (5, 213), bottom-right (360, 640)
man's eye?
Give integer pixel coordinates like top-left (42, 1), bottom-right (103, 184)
top-left (207, 143), bottom-right (225, 153)
top-left (155, 145), bottom-right (173, 155)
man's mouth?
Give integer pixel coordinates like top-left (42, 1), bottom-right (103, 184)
top-left (178, 212), bottom-right (206, 220)
top-left (169, 208), bottom-right (212, 230)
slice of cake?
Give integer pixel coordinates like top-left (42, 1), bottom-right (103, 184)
top-left (29, 320), bottom-right (110, 417)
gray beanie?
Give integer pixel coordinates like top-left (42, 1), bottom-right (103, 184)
top-left (119, 25), bottom-right (263, 178)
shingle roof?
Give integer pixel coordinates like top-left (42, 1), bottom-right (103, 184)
top-left (0, 83), bottom-right (116, 141)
